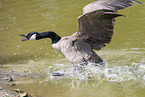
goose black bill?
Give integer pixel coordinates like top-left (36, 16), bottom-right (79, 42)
top-left (20, 34), bottom-right (28, 42)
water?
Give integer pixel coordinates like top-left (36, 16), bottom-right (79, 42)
top-left (0, 0), bottom-right (145, 97)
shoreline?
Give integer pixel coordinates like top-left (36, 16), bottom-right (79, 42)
top-left (0, 65), bottom-right (31, 97)
top-left (0, 85), bottom-right (19, 97)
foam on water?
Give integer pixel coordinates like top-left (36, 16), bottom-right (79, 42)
top-left (12, 58), bottom-right (145, 88)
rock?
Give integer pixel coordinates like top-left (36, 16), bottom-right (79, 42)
top-left (20, 92), bottom-right (28, 97)
top-left (14, 89), bottom-right (20, 92)
top-left (4, 76), bottom-right (14, 82)
top-left (5, 93), bottom-right (10, 96)
top-left (8, 76), bottom-right (14, 82)
top-left (15, 89), bottom-right (29, 97)
top-left (9, 82), bottom-right (15, 86)
top-left (52, 72), bottom-right (64, 76)
top-left (0, 86), bottom-right (3, 90)
top-left (4, 82), bottom-right (15, 86)
top-left (0, 65), bottom-right (3, 68)
top-left (15, 89), bottom-right (23, 93)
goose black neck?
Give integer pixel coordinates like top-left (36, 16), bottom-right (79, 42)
top-left (36, 31), bottom-right (61, 44)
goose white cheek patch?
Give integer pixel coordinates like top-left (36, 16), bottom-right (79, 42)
top-left (29, 34), bottom-right (36, 40)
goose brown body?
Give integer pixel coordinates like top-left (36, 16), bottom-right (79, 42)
top-left (52, 33), bottom-right (103, 65)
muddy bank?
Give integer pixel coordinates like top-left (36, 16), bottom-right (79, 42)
top-left (0, 85), bottom-right (19, 97)
top-left (0, 65), bottom-right (31, 97)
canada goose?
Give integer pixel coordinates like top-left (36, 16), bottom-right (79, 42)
top-left (20, 0), bottom-right (142, 66)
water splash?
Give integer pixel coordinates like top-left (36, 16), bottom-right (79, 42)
top-left (10, 57), bottom-right (145, 88)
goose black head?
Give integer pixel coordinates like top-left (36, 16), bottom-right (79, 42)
top-left (20, 32), bottom-right (39, 42)
top-left (20, 31), bottom-right (61, 44)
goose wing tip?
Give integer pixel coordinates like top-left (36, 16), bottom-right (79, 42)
top-left (132, 0), bottom-right (143, 5)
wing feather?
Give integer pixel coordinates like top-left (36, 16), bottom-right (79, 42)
top-left (73, 0), bottom-right (141, 50)
top-left (83, 0), bottom-right (142, 14)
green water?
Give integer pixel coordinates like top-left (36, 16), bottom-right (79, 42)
top-left (1, 0), bottom-right (145, 97)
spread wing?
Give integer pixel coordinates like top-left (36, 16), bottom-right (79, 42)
top-left (73, 0), bottom-right (142, 50)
